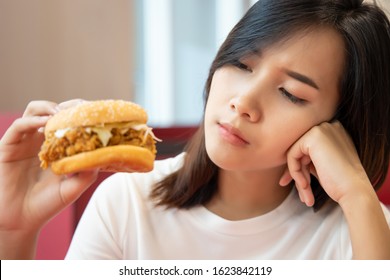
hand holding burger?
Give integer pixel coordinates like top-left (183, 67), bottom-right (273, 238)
top-left (39, 100), bottom-right (159, 174)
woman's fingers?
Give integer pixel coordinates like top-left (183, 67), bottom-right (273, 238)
top-left (279, 168), bottom-right (292, 186)
top-left (2, 99), bottom-right (88, 146)
top-left (284, 134), bottom-right (316, 207)
top-left (59, 170), bottom-right (99, 205)
top-left (279, 162), bottom-right (310, 186)
top-left (22, 99), bottom-right (87, 118)
top-left (290, 162), bottom-right (315, 207)
top-left (57, 99), bottom-right (87, 111)
top-left (2, 100), bottom-right (58, 145)
top-left (297, 180), bottom-right (315, 206)
top-left (22, 100), bottom-right (58, 117)
top-left (0, 116), bottom-right (49, 145)
top-left (279, 164), bottom-right (315, 206)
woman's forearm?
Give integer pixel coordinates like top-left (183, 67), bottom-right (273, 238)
top-left (340, 187), bottom-right (390, 259)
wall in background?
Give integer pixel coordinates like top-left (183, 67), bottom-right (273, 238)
top-left (372, 0), bottom-right (390, 13)
top-left (0, 0), bottom-right (135, 112)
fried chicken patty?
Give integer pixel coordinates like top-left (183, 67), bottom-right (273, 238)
top-left (39, 126), bottom-right (156, 169)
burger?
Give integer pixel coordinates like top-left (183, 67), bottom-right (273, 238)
top-left (39, 100), bottom-right (159, 175)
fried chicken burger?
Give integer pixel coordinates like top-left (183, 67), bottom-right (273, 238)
top-left (39, 100), bottom-right (159, 175)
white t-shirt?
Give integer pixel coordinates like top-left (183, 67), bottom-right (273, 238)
top-left (66, 153), bottom-right (390, 259)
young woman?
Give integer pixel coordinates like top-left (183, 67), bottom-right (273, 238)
top-left (1, 0), bottom-right (390, 259)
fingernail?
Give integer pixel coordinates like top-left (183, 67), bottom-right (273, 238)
top-left (63, 173), bottom-right (77, 179)
top-left (53, 105), bottom-right (61, 113)
top-left (303, 192), bottom-right (312, 207)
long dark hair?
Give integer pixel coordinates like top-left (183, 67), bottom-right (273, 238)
top-left (151, 0), bottom-right (390, 211)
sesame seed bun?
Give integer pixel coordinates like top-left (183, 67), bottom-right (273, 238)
top-left (45, 100), bottom-right (148, 135)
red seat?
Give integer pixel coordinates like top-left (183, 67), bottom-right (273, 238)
top-left (378, 175), bottom-right (390, 205)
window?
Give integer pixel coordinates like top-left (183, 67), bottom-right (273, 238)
top-left (135, 0), bottom-right (253, 126)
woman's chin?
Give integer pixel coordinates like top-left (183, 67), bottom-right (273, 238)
top-left (207, 151), bottom-right (245, 171)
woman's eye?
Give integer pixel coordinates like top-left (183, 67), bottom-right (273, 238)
top-left (279, 88), bottom-right (305, 104)
top-left (233, 61), bottom-right (252, 72)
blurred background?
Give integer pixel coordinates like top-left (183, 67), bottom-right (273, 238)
top-left (1, 0), bottom-right (389, 260)
top-left (0, 0), bottom-right (389, 127)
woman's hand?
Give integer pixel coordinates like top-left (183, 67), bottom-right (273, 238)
top-left (279, 121), bottom-right (372, 207)
top-left (279, 121), bottom-right (390, 259)
top-left (0, 100), bottom-right (98, 259)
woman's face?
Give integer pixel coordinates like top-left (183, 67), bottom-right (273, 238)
top-left (204, 28), bottom-right (345, 173)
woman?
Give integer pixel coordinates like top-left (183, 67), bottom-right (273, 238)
top-left (1, 0), bottom-right (390, 259)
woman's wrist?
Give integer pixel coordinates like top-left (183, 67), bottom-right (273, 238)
top-left (0, 228), bottom-right (40, 259)
top-left (338, 184), bottom-right (377, 211)
top-left (337, 183), bottom-right (390, 259)
top-left (336, 172), bottom-right (375, 208)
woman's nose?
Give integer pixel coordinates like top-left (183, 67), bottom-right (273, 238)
top-left (229, 95), bottom-right (261, 123)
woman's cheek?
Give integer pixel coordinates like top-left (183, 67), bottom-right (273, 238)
top-left (276, 118), bottom-right (315, 153)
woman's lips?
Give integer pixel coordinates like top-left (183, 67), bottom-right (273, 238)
top-left (218, 123), bottom-right (250, 146)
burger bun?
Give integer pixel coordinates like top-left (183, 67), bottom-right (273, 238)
top-left (51, 145), bottom-right (155, 175)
